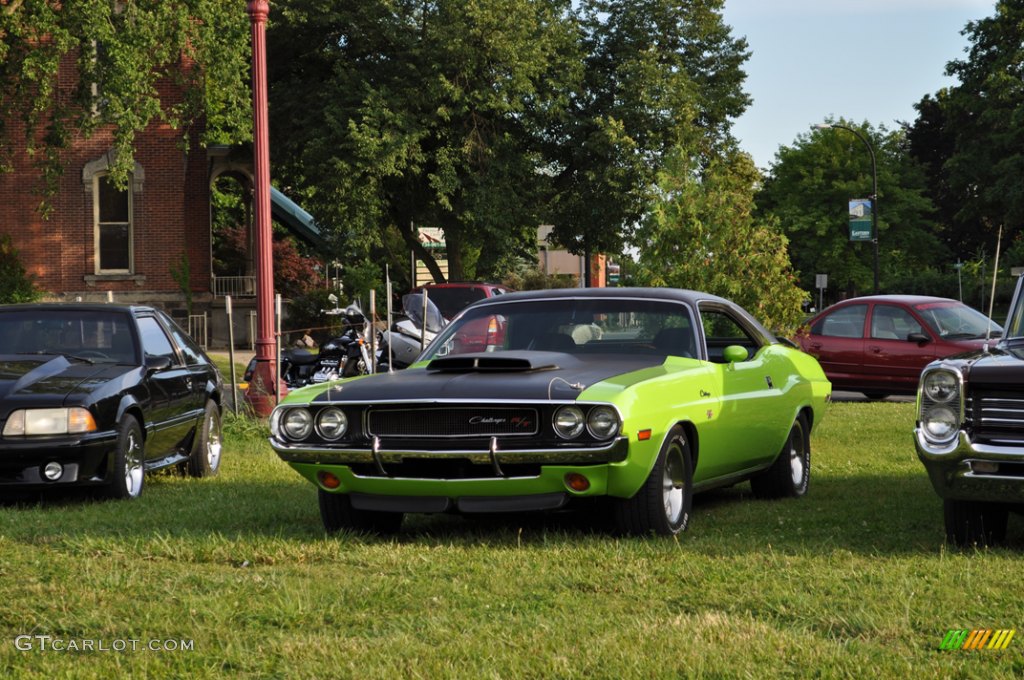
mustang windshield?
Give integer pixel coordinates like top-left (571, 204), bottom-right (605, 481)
top-left (425, 297), bottom-right (697, 360)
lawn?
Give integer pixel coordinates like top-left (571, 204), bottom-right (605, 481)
top-left (1, 402), bottom-right (1022, 678)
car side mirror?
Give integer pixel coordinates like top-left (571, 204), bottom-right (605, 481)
top-left (723, 345), bottom-right (749, 364)
top-left (907, 332), bottom-right (931, 345)
top-left (145, 355), bottom-right (173, 373)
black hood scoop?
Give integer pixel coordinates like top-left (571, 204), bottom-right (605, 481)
top-left (426, 351), bottom-right (569, 373)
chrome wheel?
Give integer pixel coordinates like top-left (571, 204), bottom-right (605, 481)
top-left (663, 445), bottom-right (687, 525)
top-left (205, 411), bottom-right (222, 471)
top-left (123, 428), bottom-right (144, 498)
top-left (187, 401), bottom-right (222, 478)
top-left (789, 425), bottom-right (807, 487)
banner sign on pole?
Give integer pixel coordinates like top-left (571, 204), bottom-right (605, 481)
top-left (848, 199), bottom-right (873, 242)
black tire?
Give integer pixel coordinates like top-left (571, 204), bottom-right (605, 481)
top-left (751, 414), bottom-right (810, 499)
top-left (861, 391), bottom-right (890, 401)
top-left (613, 425), bottom-right (693, 536)
top-left (944, 499), bottom-right (1008, 547)
top-left (187, 400), bottom-right (223, 478)
top-left (318, 489), bottom-right (403, 535)
top-left (106, 416), bottom-right (145, 500)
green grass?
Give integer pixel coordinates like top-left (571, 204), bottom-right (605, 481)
top-left (2, 403), bottom-right (1023, 678)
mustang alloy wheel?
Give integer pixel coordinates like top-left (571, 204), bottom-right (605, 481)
top-left (187, 401), bottom-right (223, 478)
top-left (752, 414), bottom-right (810, 499)
top-left (318, 489), bottom-right (403, 535)
top-left (944, 499), bottom-right (1008, 547)
top-left (107, 416), bottom-right (145, 500)
top-left (614, 424), bottom-right (693, 536)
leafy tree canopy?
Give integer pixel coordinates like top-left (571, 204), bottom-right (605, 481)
top-left (634, 146), bottom-right (807, 335)
top-left (0, 0), bottom-right (251, 192)
top-left (266, 0), bottom-right (750, 284)
top-left (757, 120), bottom-right (944, 297)
top-left (908, 0), bottom-right (1024, 258)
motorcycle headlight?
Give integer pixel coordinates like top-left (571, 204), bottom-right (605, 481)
top-left (316, 408), bottom-right (348, 440)
top-left (281, 408), bottom-right (313, 441)
top-left (586, 406), bottom-right (620, 440)
top-left (2, 407), bottom-right (97, 436)
top-left (553, 406), bottom-right (585, 439)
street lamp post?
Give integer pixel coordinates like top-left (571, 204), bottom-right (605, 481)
top-left (815, 123), bottom-right (880, 294)
top-left (244, 0), bottom-right (278, 417)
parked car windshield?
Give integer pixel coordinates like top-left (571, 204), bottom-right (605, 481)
top-left (913, 302), bottom-right (1002, 340)
top-left (0, 309), bottom-right (137, 363)
top-left (425, 297), bottom-right (697, 360)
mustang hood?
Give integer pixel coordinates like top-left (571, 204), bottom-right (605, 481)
top-left (0, 355), bottom-right (131, 402)
top-left (307, 351), bottom-right (666, 403)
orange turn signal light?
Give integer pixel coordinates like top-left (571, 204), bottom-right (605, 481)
top-left (317, 471), bottom-right (341, 489)
top-left (564, 472), bottom-right (591, 492)
top-left (637, 429), bottom-right (652, 441)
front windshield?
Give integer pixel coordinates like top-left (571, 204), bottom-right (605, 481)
top-left (914, 302), bottom-right (1002, 340)
top-left (424, 297), bottom-right (697, 361)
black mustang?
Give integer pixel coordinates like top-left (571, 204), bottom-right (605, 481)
top-left (0, 304), bottom-right (224, 499)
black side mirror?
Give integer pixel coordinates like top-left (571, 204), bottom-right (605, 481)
top-left (145, 355), bottom-right (173, 373)
top-left (907, 332), bottom-right (931, 345)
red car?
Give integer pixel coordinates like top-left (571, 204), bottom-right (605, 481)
top-left (415, 282), bottom-right (513, 353)
top-left (797, 295), bottom-right (1002, 398)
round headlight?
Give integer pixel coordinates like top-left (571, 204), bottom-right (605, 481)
top-left (587, 406), bottom-right (620, 440)
top-left (316, 408), bottom-right (348, 440)
top-left (282, 408), bottom-right (313, 440)
top-left (923, 371), bottom-right (958, 403)
top-left (553, 406), bottom-right (585, 439)
top-left (923, 405), bottom-right (959, 441)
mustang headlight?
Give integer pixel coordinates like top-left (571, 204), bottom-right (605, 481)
top-left (316, 408), bottom-right (348, 440)
top-left (918, 367), bottom-right (962, 445)
top-left (586, 406), bottom-right (620, 440)
top-left (3, 407), bottom-right (97, 436)
top-left (281, 408), bottom-right (314, 441)
top-left (553, 406), bottom-right (586, 439)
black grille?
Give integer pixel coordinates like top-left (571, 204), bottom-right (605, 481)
top-left (967, 390), bottom-right (1024, 443)
top-left (367, 407), bottom-right (539, 438)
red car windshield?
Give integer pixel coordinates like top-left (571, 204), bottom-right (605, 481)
top-left (914, 302), bottom-right (1002, 339)
top-left (421, 288), bottom-right (489, 319)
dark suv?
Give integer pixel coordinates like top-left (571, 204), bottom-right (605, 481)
top-left (915, 276), bottom-right (1024, 546)
top-left (415, 282), bottom-right (511, 320)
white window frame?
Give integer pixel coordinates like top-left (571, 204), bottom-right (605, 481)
top-left (93, 173), bottom-right (134, 275)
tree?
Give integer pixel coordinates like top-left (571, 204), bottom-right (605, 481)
top-left (267, 0), bottom-right (578, 283)
top-left (634, 147), bottom-right (807, 334)
top-left (908, 0), bottom-right (1024, 258)
top-left (756, 120), bottom-right (945, 297)
top-left (0, 1), bottom-right (251, 194)
top-left (545, 0), bottom-right (750, 264)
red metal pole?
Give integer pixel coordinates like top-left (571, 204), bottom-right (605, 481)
top-left (244, 0), bottom-right (278, 416)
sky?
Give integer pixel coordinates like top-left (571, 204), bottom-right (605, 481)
top-left (720, 0), bottom-right (999, 170)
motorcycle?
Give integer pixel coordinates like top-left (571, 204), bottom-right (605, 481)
top-left (243, 347), bottom-right (319, 390)
top-left (311, 302), bottom-right (373, 383)
top-left (377, 292), bottom-right (447, 371)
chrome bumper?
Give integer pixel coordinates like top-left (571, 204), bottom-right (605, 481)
top-left (915, 428), bottom-right (1024, 502)
top-left (271, 435), bottom-right (629, 468)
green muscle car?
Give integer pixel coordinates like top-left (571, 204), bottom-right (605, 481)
top-left (269, 288), bottom-right (831, 536)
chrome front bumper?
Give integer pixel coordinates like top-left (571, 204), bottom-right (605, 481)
top-left (915, 428), bottom-right (1024, 502)
top-left (271, 435), bottom-right (630, 469)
